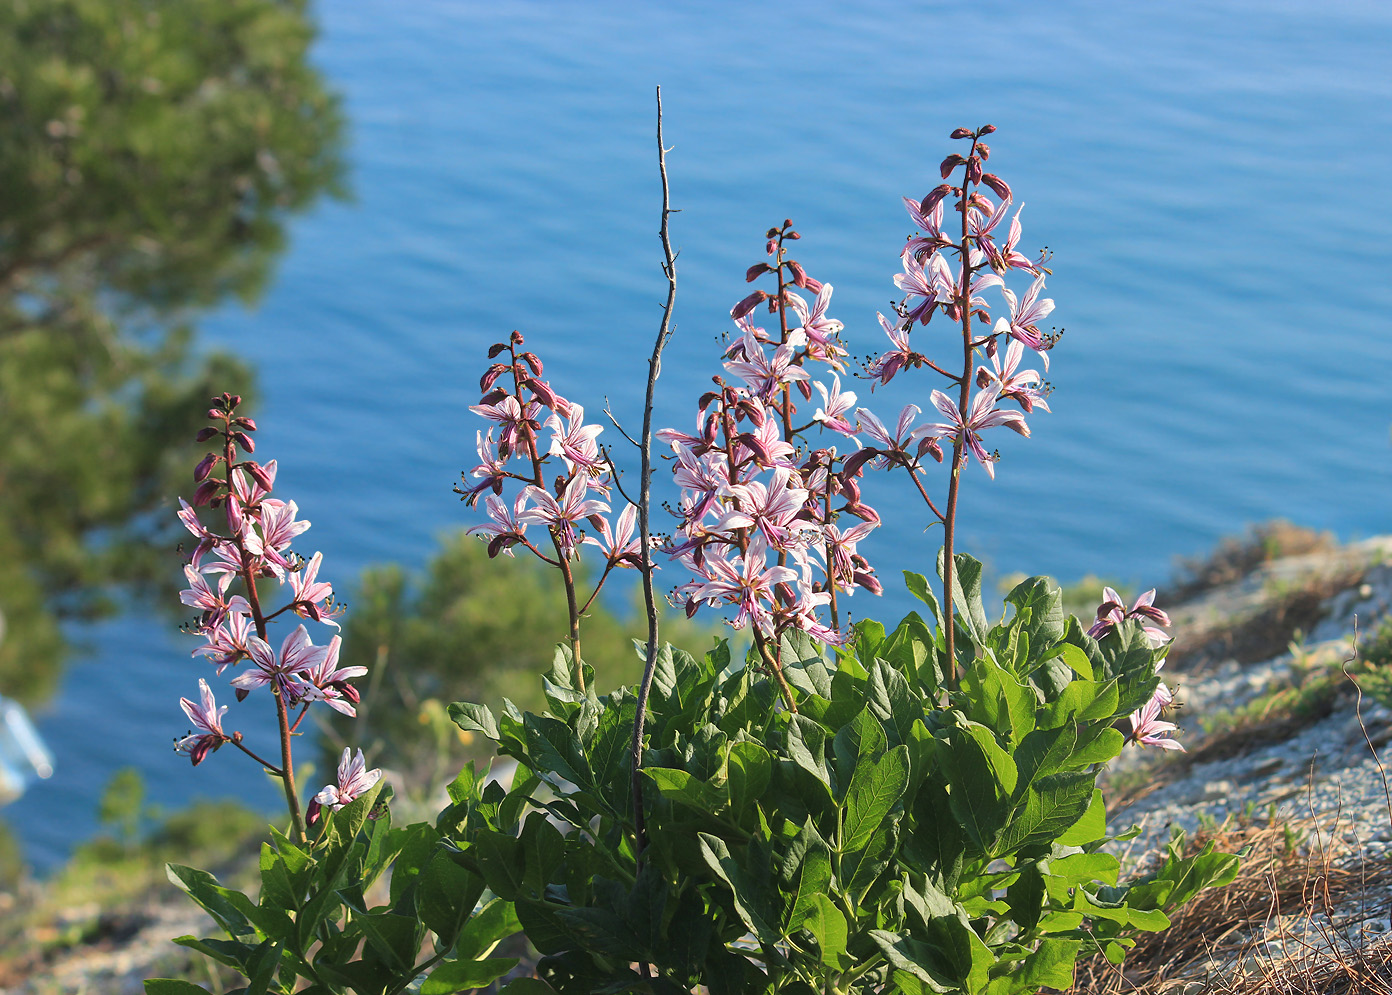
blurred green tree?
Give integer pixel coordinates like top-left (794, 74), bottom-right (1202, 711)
top-left (0, 0), bottom-right (345, 703)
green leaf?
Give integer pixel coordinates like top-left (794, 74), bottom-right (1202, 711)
top-left (472, 829), bottom-right (525, 901)
top-left (996, 770), bottom-right (1096, 855)
top-left (457, 897), bottom-right (522, 961)
top-left (869, 930), bottom-right (956, 992)
top-left (841, 745), bottom-right (909, 853)
top-left (1004, 576), bottom-right (1066, 662)
top-left (1051, 642), bottom-right (1093, 681)
top-left (356, 911), bottom-right (420, 972)
top-left (643, 767), bottom-right (728, 814)
top-left (523, 714), bottom-right (595, 789)
top-left (698, 833), bottom-right (782, 945)
top-left (904, 571), bottom-right (943, 624)
top-left (938, 550), bottom-right (989, 647)
top-left (982, 938), bottom-right (1080, 995)
top-left (449, 701), bottom-right (500, 740)
top-left (786, 830), bottom-right (832, 929)
top-left (421, 957), bottom-right (520, 995)
top-left (418, 852), bottom-right (487, 941)
top-left (726, 741), bottom-right (772, 816)
top-left (144, 982), bottom-right (215, 995)
top-left (782, 627), bottom-right (833, 697)
top-left (166, 864), bottom-right (258, 941)
top-left (803, 893), bottom-right (849, 971)
top-left (832, 706), bottom-right (887, 794)
top-left (1057, 788), bottom-right (1106, 847)
top-left (1039, 679), bottom-right (1118, 729)
top-left (942, 722), bottom-right (1017, 854)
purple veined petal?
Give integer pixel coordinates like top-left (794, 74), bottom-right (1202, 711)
top-left (893, 404), bottom-right (922, 443)
top-left (929, 389), bottom-right (962, 424)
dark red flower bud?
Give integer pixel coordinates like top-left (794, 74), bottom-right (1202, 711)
top-left (478, 388), bottom-right (508, 407)
top-left (979, 124), bottom-right (996, 135)
top-left (982, 173), bottom-right (1012, 200)
top-left (699, 390), bottom-right (720, 409)
top-left (842, 448), bottom-right (880, 478)
top-left (785, 230), bottom-right (800, 240)
top-left (950, 127), bottom-right (973, 139)
top-left (766, 227), bottom-right (780, 239)
top-left (232, 432), bottom-right (254, 453)
top-left (783, 218), bottom-right (794, 228)
top-left (526, 377), bottom-right (568, 415)
top-left (193, 479), bottom-right (220, 506)
top-left (195, 427), bottom-right (219, 443)
top-left (765, 239), bottom-right (777, 255)
top-left (976, 368), bottom-right (992, 389)
top-left (921, 184), bottom-right (952, 214)
top-left (918, 437), bottom-right (944, 462)
top-left (487, 341), bottom-right (509, 358)
top-left (746, 263), bottom-right (772, 283)
top-left (786, 260), bottom-right (807, 287)
top-left (306, 798), bottom-right (323, 826)
top-left (940, 154), bottom-right (966, 178)
top-left (510, 329), bottom-right (524, 344)
top-left (520, 352), bottom-right (543, 376)
top-left (803, 275), bottom-right (824, 294)
top-left (480, 363), bottom-right (509, 392)
top-left (206, 408), bottom-right (222, 421)
top-left (967, 157), bottom-right (983, 184)
top-left (247, 461), bottom-right (275, 492)
top-left (194, 453), bottom-right (219, 482)
top-left (976, 143), bottom-right (990, 161)
top-left (229, 395), bottom-right (242, 408)
top-left (797, 379), bottom-right (811, 400)
top-left (234, 417), bottom-right (257, 432)
top-left (731, 290), bottom-right (768, 320)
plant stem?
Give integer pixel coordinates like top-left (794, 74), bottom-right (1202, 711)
top-left (630, 85), bottom-right (678, 861)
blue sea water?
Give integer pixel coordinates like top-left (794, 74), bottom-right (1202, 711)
top-left (8, 0), bottom-right (1392, 868)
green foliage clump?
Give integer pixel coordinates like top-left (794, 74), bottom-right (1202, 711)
top-left (450, 558), bottom-right (1239, 995)
top-left (0, 0), bottom-right (345, 702)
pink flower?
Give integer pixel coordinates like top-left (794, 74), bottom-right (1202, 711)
top-left (719, 468), bottom-right (815, 552)
top-left (191, 610), bottom-right (255, 673)
top-left (867, 311), bottom-right (922, 386)
top-left (584, 502), bottom-right (642, 568)
top-left (976, 339), bottom-right (1051, 414)
top-left (545, 403), bottom-right (605, 473)
top-left (997, 273), bottom-right (1056, 368)
top-left (459, 429), bottom-right (508, 504)
top-left (175, 679), bottom-right (228, 766)
top-left (469, 395), bottom-right (537, 457)
top-left (690, 536), bottom-right (799, 636)
top-left (308, 748), bottom-right (382, 823)
top-left (919, 384), bottom-right (1029, 479)
top-left (466, 492), bottom-right (530, 558)
top-left (518, 481), bottom-right (611, 559)
top-left (301, 636), bottom-right (368, 717)
top-left (724, 332), bottom-right (809, 402)
top-left (290, 552), bottom-right (342, 629)
top-left (785, 284), bottom-right (847, 368)
top-left (855, 404), bottom-right (922, 453)
top-left (813, 375), bottom-right (858, 435)
top-left (1087, 588), bottom-right (1172, 644)
top-left (179, 564), bottom-right (251, 632)
top-left (1127, 692), bottom-right (1183, 751)
top-left (229, 625), bottom-right (326, 701)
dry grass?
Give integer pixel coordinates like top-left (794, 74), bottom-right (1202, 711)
top-left (1070, 819), bottom-right (1392, 993)
top-left (1165, 523), bottom-right (1336, 606)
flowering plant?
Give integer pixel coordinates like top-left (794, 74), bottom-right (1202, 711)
top-left (448, 123), bottom-right (1228, 993)
top-left (150, 395), bottom-right (530, 995)
top-left (151, 116), bottom-right (1229, 995)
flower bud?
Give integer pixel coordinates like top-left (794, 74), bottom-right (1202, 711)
top-left (520, 351), bottom-right (544, 376)
top-left (797, 379), bottom-right (812, 400)
top-left (979, 124), bottom-right (996, 135)
top-left (921, 184), bottom-right (952, 214)
top-left (247, 461), bottom-right (275, 492)
top-left (193, 479), bottom-right (220, 507)
top-left (234, 417), bottom-right (257, 432)
top-left (786, 260), bottom-right (807, 287)
top-left (487, 341), bottom-right (509, 358)
top-left (765, 239), bottom-right (777, 255)
top-left (194, 453), bottom-right (219, 483)
top-left (206, 407), bottom-right (222, 421)
top-left (746, 263), bottom-right (772, 283)
top-left (765, 227), bottom-right (780, 239)
top-left (803, 275), bottom-right (824, 294)
top-left (195, 427), bottom-right (219, 443)
top-left (785, 230), bottom-right (800, 240)
top-left (731, 290), bottom-right (769, 320)
top-left (967, 157), bottom-right (983, 184)
top-left (917, 436), bottom-right (944, 462)
top-left (976, 143), bottom-right (990, 161)
top-left (232, 431), bottom-right (255, 453)
top-left (783, 218), bottom-right (794, 228)
top-left (940, 154), bottom-right (966, 179)
top-left (480, 363), bottom-right (509, 392)
top-left (510, 329), bottom-right (524, 344)
top-left (950, 127), bottom-right (972, 139)
top-left (981, 173), bottom-right (1012, 200)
